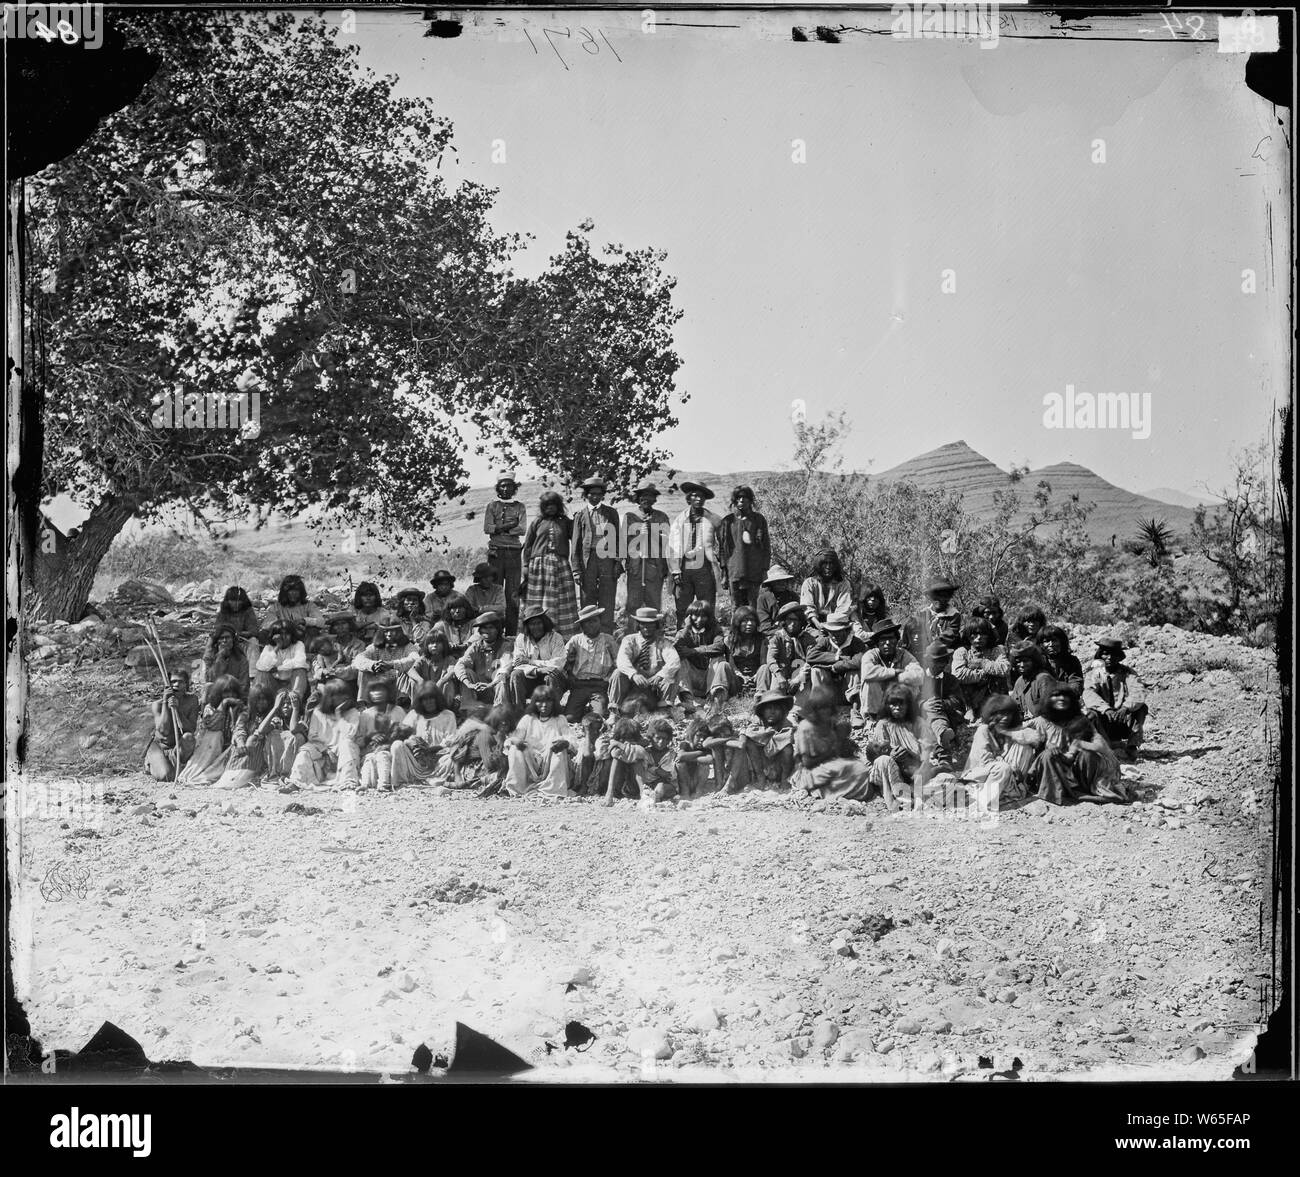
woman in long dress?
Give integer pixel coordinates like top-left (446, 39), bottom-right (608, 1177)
top-left (503, 686), bottom-right (578, 797)
top-left (178, 675), bottom-right (243, 785)
top-left (289, 683), bottom-right (361, 790)
top-left (1025, 685), bottom-right (1129, 805)
top-left (214, 687), bottom-right (299, 788)
top-left (390, 682), bottom-right (459, 787)
top-left (433, 704), bottom-right (514, 793)
top-left (959, 694), bottom-right (1034, 815)
top-left (520, 491), bottom-right (579, 637)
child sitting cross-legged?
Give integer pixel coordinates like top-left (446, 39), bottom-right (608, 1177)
top-left (390, 681), bottom-right (458, 787)
top-left (723, 689), bottom-right (796, 794)
top-left (674, 711), bottom-right (737, 799)
top-left (356, 678), bottom-right (406, 792)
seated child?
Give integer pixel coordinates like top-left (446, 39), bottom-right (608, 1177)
top-left (504, 687), bottom-right (576, 797)
top-left (356, 678), bottom-right (407, 792)
top-left (214, 686), bottom-right (300, 788)
top-left (864, 684), bottom-right (926, 809)
top-left (674, 712), bottom-right (737, 799)
top-left (177, 674), bottom-right (243, 785)
top-left (412, 631), bottom-right (459, 713)
top-left (959, 694), bottom-right (1035, 815)
top-left (254, 620), bottom-right (309, 703)
top-left (724, 689), bottom-right (796, 794)
top-left (791, 684), bottom-right (871, 803)
top-left (289, 683), bottom-right (361, 790)
top-left (601, 715), bottom-right (650, 806)
top-left (432, 704), bottom-right (514, 795)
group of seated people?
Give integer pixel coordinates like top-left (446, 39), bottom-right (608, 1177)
top-left (142, 562), bottom-right (1149, 813)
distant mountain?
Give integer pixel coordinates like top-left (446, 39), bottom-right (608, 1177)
top-left (128, 441), bottom-right (1201, 565)
top-left (1142, 487), bottom-right (1219, 509)
top-left (875, 441), bottom-right (1198, 545)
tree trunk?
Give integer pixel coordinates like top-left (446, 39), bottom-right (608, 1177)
top-left (32, 495), bottom-right (139, 622)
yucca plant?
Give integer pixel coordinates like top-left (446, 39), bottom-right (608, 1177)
top-left (1135, 518), bottom-right (1173, 567)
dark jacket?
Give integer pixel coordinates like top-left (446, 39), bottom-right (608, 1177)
top-left (522, 516), bottom-right (572, 564)
top-left (718, 510), bottom-right (771, 584)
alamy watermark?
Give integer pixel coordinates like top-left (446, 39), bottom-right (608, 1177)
top-left (1043, 385), bottom-right (1151, 440)
top-left (2, 4), bottom-right (103, 47)
top-left (151, 389), bottom-right (262, 435)
top-left (891, 4), bottom-right (1000, 49)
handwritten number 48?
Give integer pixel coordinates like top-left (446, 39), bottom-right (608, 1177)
top-left (524, 26), bottom-right (622, 69)
top-left (0, 11), bottom-right (81, 42)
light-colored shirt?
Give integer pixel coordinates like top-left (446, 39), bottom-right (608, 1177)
top-left (667, 509), bottom-right (722, 574)
top-left (565, 631), bottom-right (618, 680)
top-left (616, 633), bottom-right (680, 679)
top-left (256, 641), bottom-right (308, 672)
top-left (511, 629), bottom-right (568, 673)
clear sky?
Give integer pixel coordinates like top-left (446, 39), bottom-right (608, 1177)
top-left (350, 8), bottom-right (1287, 497)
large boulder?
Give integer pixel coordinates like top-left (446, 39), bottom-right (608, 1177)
top-left (112, 579), bottom-right (175, 606)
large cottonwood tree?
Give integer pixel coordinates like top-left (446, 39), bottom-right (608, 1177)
top-left (25, 10), bottom-right (684, 620)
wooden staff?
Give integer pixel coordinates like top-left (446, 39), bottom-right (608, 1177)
top-left (143, 619), bottom-right (183, 774)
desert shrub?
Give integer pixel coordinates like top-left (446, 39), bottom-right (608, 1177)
top-left (100, 531), bottom-right (219, 584)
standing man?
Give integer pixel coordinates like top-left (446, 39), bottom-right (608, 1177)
top-left (718, 484), bottom-right (771, 608)
top-left (622, 481), bottom-right (671, 624)
top-left (668, 481), bottom-right (722, 625)
top-left (484, 472), bottom-right (526, 636)
top-left (570, 474), bottom-right (623, 634)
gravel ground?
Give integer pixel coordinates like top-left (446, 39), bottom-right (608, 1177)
top-left (12, 624), bottom-right (1280, 1081)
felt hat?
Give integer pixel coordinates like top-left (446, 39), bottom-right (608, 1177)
top-left (631, 606), bottom-right (664, 624)
top-left (824, 611), bottom-right (853, 631)
top-left (576, 605), bottom-right (606, 622)
top-left (579, 475), bottom-right (607, 491)
top-left (867, 618), bottom-right (902, 642)
top-left (430, 569), bottom-right (455, 586)
top-left (521, 605), bottom-right (552, 625)
top-left (777, 601), bottom-right (806, 620)
top-left (1009, 639), bottom-right (1040, 659)
top-left (326, 611), bottom-right (356, 628)
top-left (925, 578), bottom-right (960, 597)
top-left (1095, 636), bottom-right (1126, 655)
top-left (678, 481), bottom-right (714, 500)
top-left (753, 690), bottom-right (794, 709)
top-left (475, 611), bottom-right (505, 629)
top-left (924, 641), bottom-right (952, 661)
top-left (763, 563), bottom-right (795, 586)
top-left (633, 481), bottom-right (660, 499)
top-left (473, 561), bottom-right (497, 580)
top-left (375, 622), bottom-right (407, 644)
top-left (494, 472), bottom-right (519, 488)
top-left (396, 586), bottom-right (424, 600)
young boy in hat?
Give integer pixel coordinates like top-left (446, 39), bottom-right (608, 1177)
top-left (804, 609), bottom-right (867, 707)
top-left (622, 482), bottom-right (671, 621)
top-left (919, 641), bottom-right (966, 770)
top-left (725, 690), bottom-right (797, 794)
top-left (1081, 637), bottom-right (1148, 759)
top-left (718, 485), bottom-right (771, 608)
top-left (464, 561), bottom-right (507, 619)
top-left (611, 607), bottom-right (681, 710)
top-left (423, 569), bottom-right (458, 627)
top-left (453, 611), bottom-right (513, 708)
top-left (508, 606), bottom-right (568, 708)
top-left (756, 564), bottom-right (799, 639)
top-left (858, 619), bottom-right (924, 721)
top-left (903, 579), bottom-right (963, 656)
top-left (758, 600), bottom-right (816, 695)
top-left (667, 482), bottom-right (722, 623)
top-left (570, 475), bottom-right (623, 634)
top-left (563, 605), bottom-right (618, 721)
top-left (484, 473), bottom-right (526, 634)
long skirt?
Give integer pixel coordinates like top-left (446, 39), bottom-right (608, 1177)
top-left (390, 738), bottom-right (445, 787)
top-left (523, 552), bottom-right (580, 637)
top-left (177, 728), bottom-right (230, 785)
top-left (1032, 744), bottom-right (1129, 805)
top-left (215, 731), bottom-right (296, 788)
top-left (960, 757), bottom-right (1029, 815)
top-left (792, 756), bottom-right (872, 802)
top-left (504, 745), bottom-right (575, 797)
top-left (290, 741), bottom-right (360, 789)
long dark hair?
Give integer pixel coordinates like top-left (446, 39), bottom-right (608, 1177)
top-left (538, 490), bottom-right (568, 518)
top-left (1039, 624), bottom-right (1073, 657)
top-left (244, 686), bottom-right (275, 723)
top-left (353, 581), bottom-right (382, 611)
top-left (525, 686), bottom-right (560, 717)
top-left (206, 626), bottom-right (244, 660)
top-left (204, 674), bottom-right (242, 707)
top-left (393, 588), bottom-right (426, 619)
top-left (277, 574), bottom-right (308, 607)
top-left (219, 586), bottom-right (253, 613)
top-left (411, 682), bottom-right (446, 717)
top-left (728, 606), bottom-right (760, 652)
top-left (810, 548), bottom-right (844, 582)
top-left (882, 683), bottom-right (918, 721)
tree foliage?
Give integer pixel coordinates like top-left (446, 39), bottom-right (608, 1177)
top-left (26, 10), bottom-right (684, 618)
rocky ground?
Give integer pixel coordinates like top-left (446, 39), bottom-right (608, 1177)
top-left (12, 612), bottom-right (1281, 1081)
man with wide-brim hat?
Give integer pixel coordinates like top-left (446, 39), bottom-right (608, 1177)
top-left (756, 562), bottom-right (799, 639)
top-left (919, 640), bottom-right (965, 770)
top-left (610, 606), bottom-right (680, 710)
top-left (623, 481), bottom-right (671, 624)
top-left (353, 620), bottom-right (420, 703)
top-left (453, 610), bottom-right (511, 708)
top-left (1081, 636), bottom-right (1148, 759)
top-left (718, 484), bottom-right (772, 610)
top-left (508, 605), bottom-right (567, 709)
top-left (859, 618), bottom-right (923, 721)
top-left (757, 600), bottom-right (816, 696)
top-left (805, 609), bottom-right (867, 709)
top-left (484, 472), bottom-right (527, 635)
top-left (563, 604), bottom-right (618, 721)
top-left (570, 474), bottom-right (623, 635)
top-left (464, 560), bottom-right (507, 620)
top-left (667, 481), bottom-right (722, 625)
top-left (902, 577), bottom-right (963, 657)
